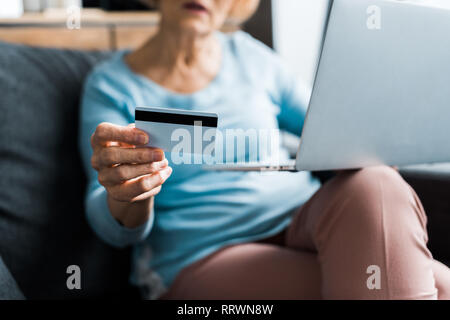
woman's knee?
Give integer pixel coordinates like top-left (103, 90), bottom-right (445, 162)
top-left (300, 166), bottom-right (423, 243)
top-left (333, 166), bottom-right (423, 232)
top-left (341, 166), bottom-right (404, 191)
top-left (339, 166), bottom-right (412, 204)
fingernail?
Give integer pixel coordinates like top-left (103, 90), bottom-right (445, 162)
top-left (160, 167), bottom-right (172, 180)
top-left (153, 149), bottom-right (165, 161)
top-left (159, 159), bottom-right (169, 169)
top-left (138, 134), bottom-right (148, 144)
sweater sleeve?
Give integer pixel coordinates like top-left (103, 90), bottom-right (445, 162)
top-left (78, 71), bottom-right (154, 248)
top-left (276, 65), bottom-right (312, 137)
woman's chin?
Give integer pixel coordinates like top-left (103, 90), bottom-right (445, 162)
top-left (177, 20), bottom-right (214, 37)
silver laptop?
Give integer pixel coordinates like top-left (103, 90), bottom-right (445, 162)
top-left (205, 0), bottom-right (450, 172)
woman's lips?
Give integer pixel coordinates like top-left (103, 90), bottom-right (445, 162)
top-left (182, 1), bottom-right (209, 14)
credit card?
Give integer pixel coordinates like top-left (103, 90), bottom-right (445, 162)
top-left (135, 106), bottom-right (218, 155)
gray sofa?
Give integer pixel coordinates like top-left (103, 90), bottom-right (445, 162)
top-left (0, 41), bottom-right (448, 299)
top-left (0, 42), bottom-right (136, 299)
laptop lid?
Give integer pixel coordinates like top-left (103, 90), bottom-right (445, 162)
top-left (296, 0), bottom-right (450, 171)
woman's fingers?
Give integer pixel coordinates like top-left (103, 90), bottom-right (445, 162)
top-left (98, 159), bottom-right (169, 186)
top-left (89, 123), bottom-right (173, 206)
top-left (131, 186), bottom-right (163, 202)
top-left (92, 122), bottom-right (148, 148)
top-left (108, 167), bottom-right (173, 202)
top-left (94, 146), bottom-right (165, 168)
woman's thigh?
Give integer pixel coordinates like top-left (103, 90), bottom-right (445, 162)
top-left (163, 243), bottom-right (321, 300)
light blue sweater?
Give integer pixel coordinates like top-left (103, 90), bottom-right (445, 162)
top-left (79, 31), bottom-right (320, 292)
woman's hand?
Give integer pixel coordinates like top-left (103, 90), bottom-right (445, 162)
top-left (90, 122), bottom-right (172, 228)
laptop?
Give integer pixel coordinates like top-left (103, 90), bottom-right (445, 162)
top-left (205, 0), bottom-right (450, 172)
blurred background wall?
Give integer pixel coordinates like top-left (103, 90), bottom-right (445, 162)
top-left (1, 0), bottom-right (332, 88)
top-left (272, 0), bottom-right (329, 89)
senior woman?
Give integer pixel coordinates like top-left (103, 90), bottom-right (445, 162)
top-left (79, 0), bottom-right (450, 299)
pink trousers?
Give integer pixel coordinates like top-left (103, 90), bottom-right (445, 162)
top-left (163, 166), bottom-right (450, 300)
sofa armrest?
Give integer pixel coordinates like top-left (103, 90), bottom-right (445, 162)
top-left (0, 256), bottom-right (25, 300)
top-left (400, 164), bottom-right (450, 267)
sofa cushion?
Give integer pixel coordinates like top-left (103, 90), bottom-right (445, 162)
top-left (0, 41), bottom-right (136, 299)
top-left (0, 256), bottom-right (24, 300)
